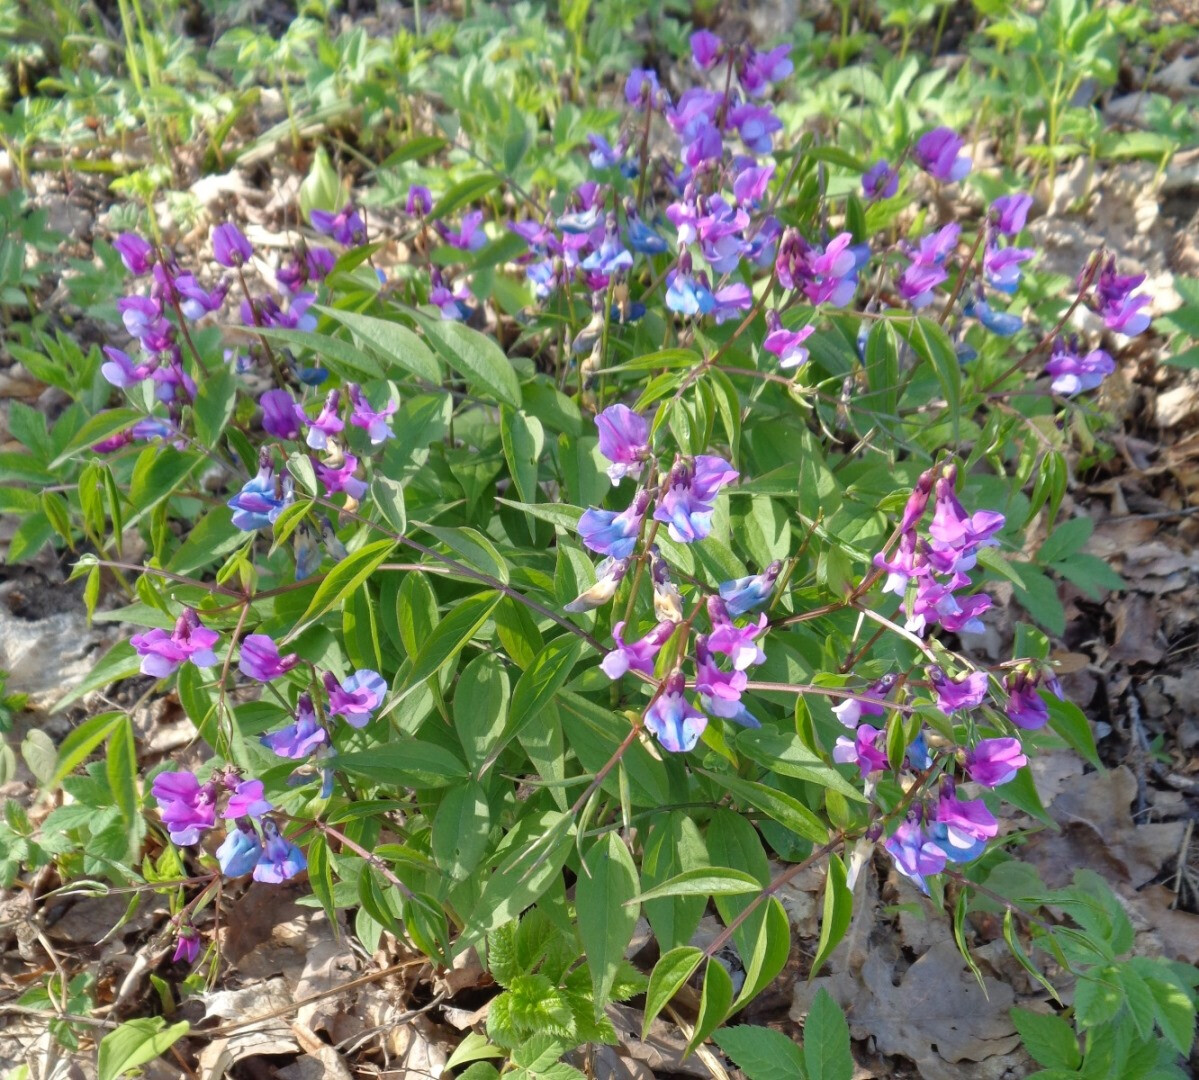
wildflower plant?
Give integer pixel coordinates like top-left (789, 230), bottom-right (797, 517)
top-left (3, 12), bottom-right (1196, 1078)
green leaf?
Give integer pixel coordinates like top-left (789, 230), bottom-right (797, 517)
top-left (193, 366), bottom-right (238, 447)
top-left (377, 135), bottom-right (448, 169)
top-left (686, 958), bottom-right (734, 1056)
top-left (733, 896), bottom-right (791, 1011)
top-left (430, 174), bottom-right (500, 220)
top-left (643, 947), bottom-right (703, 1039)
top-left (422, 524), bottom-right (509, 584)
top-left (577, 832), bottom-right (640, 1016)
top-left (736, 730), bottom-right (867, 802)
top-left (52, 711), bottom-right (123, 786)
top-left (1010, 562), bottom-right (1066, 636)
top-left (713, 1026), bottom-right (808, 1080)
top-left (1036, 516), bottom-right (1092, 566)
top-left (632, 867), bottom-right (764, 903)
top-left (55, 641), bottom-right (141, 713)
top-left (255, 326), bottom-right (384, 382)
top-left (371, 475), bottom-right (407, 536)
top-left (811, 853), bottom-right (851, 977)
top-left (804, 987), bottom-right (853, 1080)
top-left (1046, 695), bottom-right (1101, 769)
top-left (291, 539), bottom-right (394, 633)
top-left (454, 653), bottom-right (511, 771)
top-left (431, 780), bottom-right (492, 880)
top-left (500, 407), bottom-right (546, 505)
top-left (1143, 974), bottom-right (1196, 1056)
top-left (50, 408), bottom-right (143, 467)
top-left (898, 316), bottom-right (960, 424)
top-left (504, 635), bottom-right (584, 744)
top-left (97, 1018), bottom-right (190, 1080)
top-left (698, 769), bottom-right (829, 845)
top-left (403, 590), bottom-right (501, 689)
top-left (105, 715), bottom-right (138, 825)
top-left (335, 740), bottom-right (468, 787)
top-left (313, 305), bottom-right (441, 383)
top-left (414, 314), bottom-right (522, 407)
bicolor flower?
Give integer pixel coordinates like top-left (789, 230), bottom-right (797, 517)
top-left (324, 669), bottom-right (387, 727)
top-left (706, 599), bottom-right (767, 670)
top-left (131, 608), bottom-right (220, 677)
top-left (984, 242), bottom-right (1034, 293)
top-left (578, 490), bottom-right (651, 559)
top-left (964, 737), bottom-right (1028, 788)
top-left (347, 384), bottom-right (397, 444)
top-left (885, 819), bottom-right (947, 893)
top-left (314, 454), bottom-right (367, 499)
top-left (1094, 258), bottom-right (1150, 335)
top-left (253, 820), bottom-right (307, 883)
top-left (262, 693), bottom-right (328, 758)
top-left (239, 634), bottom-right (300, 682)
top-left (151, 771), bottom-right (217, 846)
top-left (833, 723), bottom-right (888, 779)
top-left (694, 636), bottom-right (749, 718)
top-left (301, 389), bottom-right (345, 450)
top-left (563, 556), bottom-right (630, 613)
top-left (1044, 339), bottom-right (1115, 395)
top-left (763, 311), bottom-right (814, 369)
top-left (740, 44), bottom-right (793, 95)
top-left (831, 674), bottom-right (897, 728)
top-left (645, 672), bottom-right (707, 753)
top-left (437, 210), bottom-right (488, 252)
top-left (101, 346), bottom-right (154, 389)
top-left (595, 404), bottom-right (649, 482)
top-left (665, 255), bottom-right (716, 317)
top-left (581, 213), bottom-right (633, 277)
top-left (929, 783), bottom-right (998, 862)
top-left (228, 455), bottom-right (294, 531)
top-left (600, 620), bottom-right (675, 680)
top-left (862, 159), bottom-right (898, 200)
top-left (690, 30), bottom-right (722, 69)
top-left (991, 193), bottom-right (1033, 236)
top-left (625, 68), bottom-right (665, 109)
top-left (913, 127), bottom-right (971, 182)
top-left (727, 103), bottom-right (783, 154)
top-left (1005, 670), bottom-right (1049, 729)
top-left (653, 455), bottom-right (738, 544)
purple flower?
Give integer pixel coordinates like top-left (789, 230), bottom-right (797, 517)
top-left (406, 185), bottom-right (433, 215)
top-left (928, 666), bottom-right (989, 714)
top-left (1044, 339), bottom-right (1115, 396)
top-left (314, 454), bottom-right (367, 499)
top-left (626, 215), bottom-right (667, 255)
top-left (1005, 671), bottom-right (1049, 729)
top-left (718, 561), bottom-right (782, 616)
top-left (114, 233), bottom-right (155, 275)
top-left (595, 404), bottom-right (649, 482)
top-left (228, 454), bottom-right (294, 531)
top-left (601, 620), bottom-right (676, 680)
top-left (862, 160), bottom-right (899, 200)
top-left (437, 210), bottom-right (487, 252)
top-left (966, 296), bottom-right (1024, 336)
top-left (581, 214), bottom-right (633, 276)
top-left (131, 608), bottom-right (220, 678)
top-left (324, 669), bottom-right (387, 727)
top-left (964, 737), bottom-right (1028, 787)
top-left (645, 672), bottom-right (707, 753)
top-left (831, 674), bottom-right (897, 728)
top-left (301, 389), bottom-right (345, 450)
top-left (711, 284), bottom-right (753, 325)
top-left (653, 456), bottom-right (738, 544)
top-left (885, 819), bottom-right (947, 892)
top-left (151, 771), bottom-right (217, 846)
top-left (101, 346), bottom-right (154, 389)
top-left (665, 260), bottom-right (716, 317)
top-left (928, 474), bottom-right (1005, 564)
top-left (763, 311), bottom-right (814, 369)
top-left (690, 30), bottom-right (722, 70)
top-left (991, 194), bottom-right (1033, 236)
top-left (929, 783), bottom-right (998, 862)
top-left (118, 295), bottom-right (173, 352)
top-left (260, 389), bottom-right (301, 440)
top-left (262, 693), bottom-right (328, 758)
top-left (728, 103), bottom-right (782, 154)
top-left (706, 599), bottom-right (766, 670)
top-left (212, 223), bottom-right (252, 268)
top-left (1094, 258), bottom-right (1151, 336)
top-left (833, 723), bottom-right (888, 779)
top-left (217, 824), bottom-right (263, 877)
top-left (776, 230), bottom-right (861, 308)
top-left (173, 928), bottom-right (200, 964)
top-left (564, 556), bottom-right (630, 613)
top-left (578, 490), bottom-right (651, 559)
top-left (239, 634), bottom-right (300, 682)
top-left (913, 127), bottom-right (971, 182)
top-left (984, 243), bottom-right (1034, 293)
top-left (694, 635), bottom-right (749, 718)
top-left (347, 384), bottom-right (397, 445)
top-left (310, 204), bottom-right (366, 246)
top-left (253, 821), bottom-right (307, 883)
top-left (897, 263), bottom-right (948, 309)
top-left (733, 163), bottom-right (774, 207)
top-left (625, 68), bottom-right (664, 109)
top-left (740, 44), bottom-right (793, 96)
top-left (224, 779), bottom-right (272, 819)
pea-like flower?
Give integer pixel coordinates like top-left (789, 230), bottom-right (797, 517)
top-left (1094, 258), bottom-right (1150, 336)
top-left (991, 193), bottom-right (1033, 236)
top-left (239, 634), bottom-right (300, 682)
top-left (763, 311), bottom-right (815, 369)
top-left (347, 384), bottom-right (397, 444)
top-left (212, 223), bottom-right (253, 268)
top-left (406, 185), bottom-right (433, 216)
top-left (600, 620), bottom-right (676, 680)
top-left (885, 818), bottom-right (947, 893)
top-left (928, 783), bottom-right (998, 862)
top-left (862, 159), bottom-right (898, 201)
top-left (260, 389), bottom-right (301, 440)
top-left (578, 490), bottom-right (651, 559)
top-left (564, 556), bottom-right (630, 613)
top-left (131, 607), bottom-right (220, 678)
top-left (653, 456), bottom-right (738, 544)
top-left (114, 233), bottom-right (155, 275)
top-left (262, 693), bottom-right (328, 758)
top-left (228, 454), bottom-right (294, 531)
top-left (913, 127), bottom-right (971, 182)
top-left (301, 389), bottom-right (345, 450)
top-left (1004, 670), bottom-right (1049, 729)
top-left (224, 779), bottom-right (272, 820)
top-left (253, 820), bottom-right (308, 884)
top-left (151, 771), bottom-right (217, 846)
top-left (595, 404), bottom-right (649, 483)
top-left (928, 666), bottom-right (989, 714)
top-left (173, 927), bottom-right (201, 964)
top-left (310, 204), bottom-right (366, 246)
top-left (645, 672), bottom-right (707, 753)
top-left (217, 823), bottom-right (263, 877)
top-left (324, 669), bottom-right (387, 727)
top-left (1044, 338), bottom-right (1115, 395)
top-left (964, 737), bottom-right (1027, 787)
top-left (437, 210), bottom-right (488, 252)
top-left (101, 346), bottom-right (154, 389)
top-left (833, 724), bottom-right (888, 779)
top-left (314, 453), bottom-right (367, 500)
top-left (717, 561), bottom-right (782, 616)
top-left (690, 30), bottom-right (722, 70)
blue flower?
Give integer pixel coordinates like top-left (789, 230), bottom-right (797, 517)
top-left (217, 825), bottom-right (263, 878)
top-left (645, 673), bottom-right (707, 753)
top-left (577, 490), bottom-right (651, 558)
top-left (718, 561), bottom-right (783, 616)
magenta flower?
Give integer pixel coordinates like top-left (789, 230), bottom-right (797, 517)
top-left (653, 455), bottom-right (738, 544)
top-left (645, 672), bottom-right (707, 753)
top-left (984, 243), bottom-right (1034, 293)
top-left (314, 454), bottom-right (367, 499)
top-left (253, 821), bottom-right (307, 884)
top-left (928, 666), bottom-right (989, 714)
top-left (885, 819), bottom-right (947, 892)
top-left (131, 608), bottom-right (220, 678)
top-left (600, 620), bottom-right (676, 680)
top-left (776, 230), bottom-right (862, 308)
top-left (1094, 259), bottom-right (1151, 336)
top-left (862, 159), bottom-right (899, 200)
top-left (690, 30), bottom-right (722, 69)
top-left (1005, 671), bottom-right (1049, 729)
top-left (324, 669), bottom-right (387, 727)
top-left (991, 193), bottom-right (1033, 236)
top-left (301, 388), bottom-right (345, 450)
top-left (406, 185), bottom-right (433, 215)
top-left (928, 475), bottom-right (1005, 560)
top-left (913, 127), bottom-right (971, 182)
top-left (224, 779), bottom-right (272, 819)
top-left (706, 601), bottom-right (767, 670)
top-left (625, 68), bottom-right (664, 109)
top-left (212, 223), bottom-right (253, 268)
top-left (114, 233), bottom-right (154, 275)
top-left (347, 384), bottom-right (397, 444)
top-left (727, 103), bottom-right (782, 154)
top-left (310, 204), bottom-right (366, 246)
top-left (595, 404), bottom-right (650, 483)
top-left (173, 928), bottom-right (201, 964)
top-left (260, 389), bottom-right (301, 440)
top-left (831, 674), bottom-right (896, 728)
top-left (578, 490), bottom-right (651, 559)
top-left (1044, 339), bottom-right (1115, 396)
top-left (261, 693), bottom-right (328, 759)
top-left (930, 783), bottom-right (998, 862)
top-left (694, 636), bottom-right (749, 718)
top-left (239, 634), bottom-right (300, 682)
top-left (564, 556), bottom-right (630, 613)
top-left (733, 163), bottom-right (774, 206)
top-left (118, 295), bottom-right (173, 352)
top-left (833, 723), bottom-right (888, 779)
top-left (151, 771), bottom-right (217, 846)
top-left (763, 311), bottom-right (814, 369)
top-left (964, 737), bottom-right (1028, 787)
